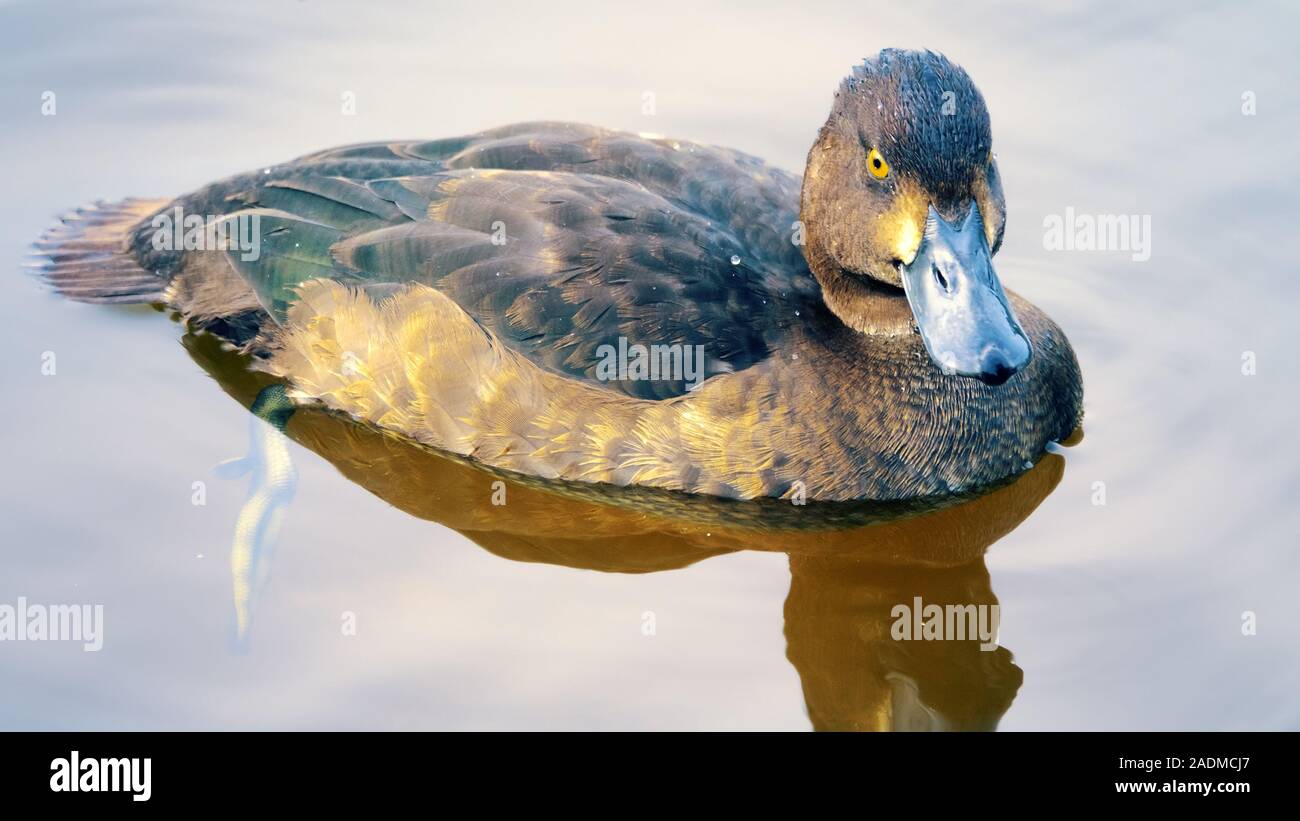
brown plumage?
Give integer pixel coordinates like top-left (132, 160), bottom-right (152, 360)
top-left (31, 50), bottom-right (1082, 503)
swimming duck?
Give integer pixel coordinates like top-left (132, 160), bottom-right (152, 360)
top-left (34, 49), bottom-right (1082, 502)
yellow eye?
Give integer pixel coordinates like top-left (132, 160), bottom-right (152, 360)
top-left (867, 147), bottom-right (890, 179)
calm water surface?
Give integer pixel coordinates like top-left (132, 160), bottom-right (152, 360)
top-left (1, 0), bottom-right (1297, 729)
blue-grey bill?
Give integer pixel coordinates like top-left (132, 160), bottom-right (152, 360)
top-left (899, 203), bottom-right (1031, 386)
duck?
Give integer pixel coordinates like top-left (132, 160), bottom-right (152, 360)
top-left (33, 48), bottom-right (1082, 503)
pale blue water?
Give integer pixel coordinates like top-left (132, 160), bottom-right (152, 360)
top-left (1, 0), bottom-right (1297, 729)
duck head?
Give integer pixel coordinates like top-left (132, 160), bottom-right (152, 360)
top-left (800, 49), bottom-right (1030, 386)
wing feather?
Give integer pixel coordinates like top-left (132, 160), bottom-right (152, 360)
top-left (166, 123), bottom-right (816, 398)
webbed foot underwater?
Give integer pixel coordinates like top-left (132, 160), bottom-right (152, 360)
top-left (32, 48), bottom-right (1082, 503)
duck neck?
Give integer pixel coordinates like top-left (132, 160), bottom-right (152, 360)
top-left (803, 234), bottom-right (915, 337)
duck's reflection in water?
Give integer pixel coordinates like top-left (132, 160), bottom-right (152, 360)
top-left (787, 558), bottom-right (1019, 731)
top-left (187, 331), bottom-right (1062, 731)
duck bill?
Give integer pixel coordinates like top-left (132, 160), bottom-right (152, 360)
top-left (898, 203), bottom-right (1031, 386)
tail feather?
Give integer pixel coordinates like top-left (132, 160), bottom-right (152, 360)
top-left (30, 198), bottom-right (170, 304)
